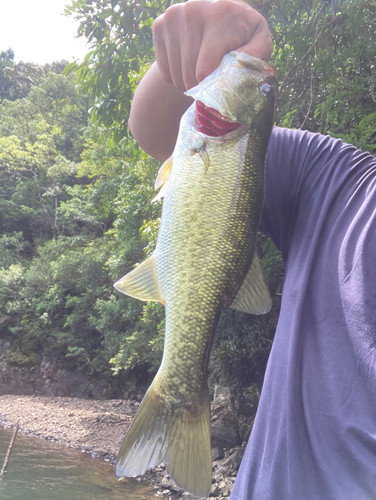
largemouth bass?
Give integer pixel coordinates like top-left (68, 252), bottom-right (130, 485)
top-left (114, 52), bottom-right (277, 497)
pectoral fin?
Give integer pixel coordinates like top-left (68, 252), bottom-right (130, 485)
top-left (191, 142), bottom-right (210, 172)
top-left (230, 253), bottom-right (272, 315)
top-left (151, 182), bottom-right (168, 203)
top-left (155, 156), bottom-right (173, 189)
top-left (152, 157), bottom-right (173, 202)
top-left (114, 254), bottom-right (165, 304)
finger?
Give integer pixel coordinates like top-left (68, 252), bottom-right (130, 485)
top-left (155, 40), bottom-right (174, 85)
top-left (195, 5), bottom-right (273, 82)
top-left (154, 27), bottom-right (184, 91)
top-left (194, 6), bottom-right (254, 81)
top-left (180, 32), bottom-right (203, 90)
top-left (237, 17), bottom-right (273, 60)
top-left (196, 29), bottom-right (244, 83)
top-left (153, 16), bottom-right (173, 84)
top-left (154, 6), bottom-right (185, 91)
top-left (165, 42), bottom-right (185, 91)
top-left (177, 2), bottom-right (205, 90)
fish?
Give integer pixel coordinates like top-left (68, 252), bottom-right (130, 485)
top-left (114, 51), bottom-right (277, 497)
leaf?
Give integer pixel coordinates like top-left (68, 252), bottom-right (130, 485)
top-left (62, 61), bottom-right (78, 75)
top-left (99, 8), bottom-right (115, 20)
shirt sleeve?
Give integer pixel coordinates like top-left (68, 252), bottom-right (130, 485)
top-left (260, 127), bottom-right (348, 261)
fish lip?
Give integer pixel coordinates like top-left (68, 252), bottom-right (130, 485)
top-left (186, 86), bottom-right (238, 123)
top-left (193, 100), bottom-right (247, 138)
top-left (192, 121), bottom-right (249, 141)
top-left (191, 96), bottom-right (237, 123)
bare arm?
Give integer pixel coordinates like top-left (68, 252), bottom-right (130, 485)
top-left (129, 62), bottom-right (193, 162)
top-left (128, 0), bottom-right (273, 162)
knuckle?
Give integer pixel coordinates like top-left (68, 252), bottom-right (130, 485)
top-left (265, 39), bottom-right (274, 58)
top-left (163, 3), bottom-right (182, 23)
top-left (254, 12), bottom-right (270, 37)
top-left (160, 5), bottom-right (184, 40)
top-left (183, 2), bottom-right (201, 29)
top-left (152, 15), bottom-right (163, 36)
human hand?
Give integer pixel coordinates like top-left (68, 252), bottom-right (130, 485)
top-left (153, 0), bottom-right (273, 92)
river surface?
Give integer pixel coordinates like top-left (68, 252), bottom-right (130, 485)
top-left (0, 427), bottom-right (157, 500)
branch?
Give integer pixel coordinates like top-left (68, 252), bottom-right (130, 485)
top-left (300, 75), bottom-right (314, 130)
top-left (0, 423), bottom-right (19, 477)
top-left (279, 19), bottom-right (331, 93)
top-left (371, 87), bottom-right (376, 104)
top-left (279, 0), bottom-right (374, 94)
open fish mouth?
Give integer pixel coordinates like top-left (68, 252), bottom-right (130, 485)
top-left (195, 100), bottom-right (241, 137)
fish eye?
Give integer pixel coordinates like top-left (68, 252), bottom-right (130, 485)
top-left (259, 83), bottom-right (272, 96)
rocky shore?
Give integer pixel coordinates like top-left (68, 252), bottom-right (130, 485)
top-left (0, 387), bottom-right (254, 499)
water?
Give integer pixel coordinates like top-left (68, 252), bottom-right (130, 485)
top-left (0, 427), bottom-right (158, 500)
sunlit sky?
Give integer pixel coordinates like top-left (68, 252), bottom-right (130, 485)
top-left (0, 0), bottom-right (89, 64)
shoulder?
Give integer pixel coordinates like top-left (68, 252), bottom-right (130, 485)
top-left (261, 127), bottom-right (376, 255)
top-left (268, 126), bottom-right (375, 170)
top-left (266, 126), bottom-right (375, 192)
top-left (268, 127), bottom-right (344, 166)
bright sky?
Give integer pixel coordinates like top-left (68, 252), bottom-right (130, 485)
top-left (0, 0), bottom-right (89, 64)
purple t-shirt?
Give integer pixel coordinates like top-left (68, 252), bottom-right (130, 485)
top-left (230, 127), bottom-right (376, 499)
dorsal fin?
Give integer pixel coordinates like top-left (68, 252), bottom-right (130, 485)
top-left (114, 254), bottom-right (165, 304)
top-left (230, 253), bottom-right (272, 315)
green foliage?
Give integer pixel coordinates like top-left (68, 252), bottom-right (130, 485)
top-left (66, 0), bottom-right (376, 152)
top-left (65, 0), bottom-right (177, 141)
top-left (0, 0), bottom-right (374, 400)
top-left (109, 302), bottom-right (165, 375)
top-left (0, 49), bottom-right (14, 102)
top-left (0, 237), bottom-right (111, 373)
top-left (265, 0), bottom-right (376, 151)
top-left (0, 233), bottom-right (30, 268)
top-left (3, 61), bottom-right (45, 100)
top-left (0, 70), bottom-right (92, 241)
top-left (0, 60), bottom-right (163, 387)
top-left (0, 70), bottom-right (90, 160)
top-left (0, 126), bottom-right (76, 240)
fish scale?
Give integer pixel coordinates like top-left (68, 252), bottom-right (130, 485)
top-left (114, 52), bottom-right (277, 497)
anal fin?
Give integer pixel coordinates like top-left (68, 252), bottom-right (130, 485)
top-left (230, 253), bottom-right (272, 315)
top-left (114, 253), bottom-right (164, 304)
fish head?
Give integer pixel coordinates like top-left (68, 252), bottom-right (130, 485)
top-left (186, 52), bottom-right (277, 137)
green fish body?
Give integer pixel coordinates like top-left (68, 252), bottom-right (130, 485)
top-left (114, 52), bottom-right (277, 497)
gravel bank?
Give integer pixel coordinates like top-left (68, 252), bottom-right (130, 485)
top-left (0, 394), bottom-right (136, 459)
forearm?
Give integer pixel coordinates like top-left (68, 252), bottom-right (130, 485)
top-left (128, 62), bottom-right (193, 162)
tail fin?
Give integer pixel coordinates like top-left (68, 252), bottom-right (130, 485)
top-left (116, 376), bottom-right (212, 497)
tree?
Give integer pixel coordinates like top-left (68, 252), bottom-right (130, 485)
top-left (0, 49), bottom-right (14, 102)
top-left (61, 0), bottom-right (375, 394)
top-left (1, 0), bottom-right (374, 400)
top-left (66, 0), bottom-right (376, 151)
top-left (266, 0), bottom-right (376, 152)
top-left (0, 62), bottom-right (163, 387)
top-left (64, 0), bottom-right (173, 141)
